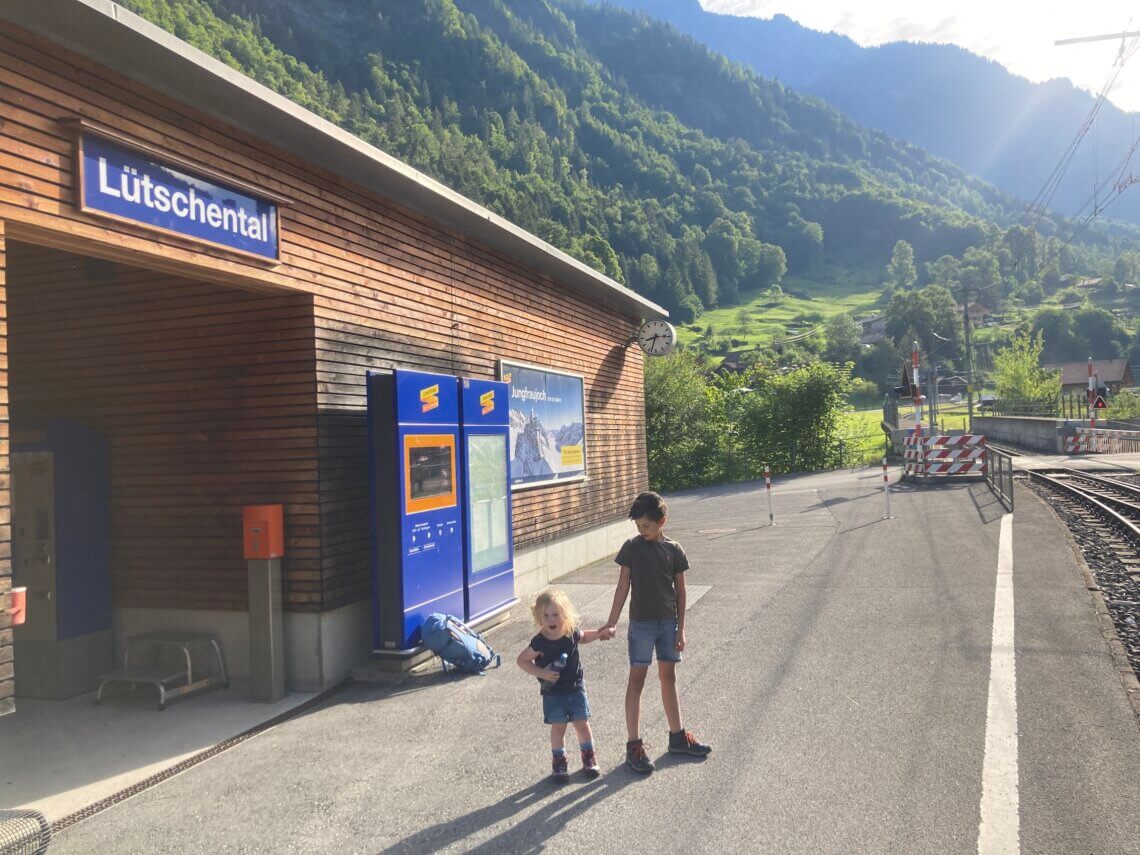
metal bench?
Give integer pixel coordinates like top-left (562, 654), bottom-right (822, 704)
top-left (0, 809), bottom-right (50, 855)
top-left (95, 630), bottom-right (229, 711)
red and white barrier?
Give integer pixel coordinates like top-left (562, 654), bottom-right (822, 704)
top-left (904, 434), bottom-right (987, 476)
top-left (1064, 427), bottom-right (1140, 454)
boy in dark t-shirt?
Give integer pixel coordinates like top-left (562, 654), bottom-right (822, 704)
top-left (602, 491), bottom-right (712, 773)
top-left (517, 587), bottom-right (615, 782)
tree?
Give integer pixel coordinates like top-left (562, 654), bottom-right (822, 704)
top-left (1026, 305), bottom-right (1129, 362)
top-left (1105, 390), bottom-right (1140, 419)
top-left (643, 350), bottom-right (726, 490)
top-left (957, 247), bottom-right (1000, 299)
top-left (824, 312), bottom-right (862, 364)
top-left (1114, 252), bottom-right (1139, 284)
top-left (884, 285), bottom-right (961, 363)
top-left (736, 361), bottom-right (853, 474)
top-left (1021, 280), bottom-right (1045, 305)
top-left (992, 330), bottom-right (1060, 402)
top-left (752, 243), bottom-right (787, 290)
top-left (925, 254), bottom-right (959, 288)
top-left (1003, 225), bottom-right (1037, 283)
top-left (887, 239), bottom-right (917, 290)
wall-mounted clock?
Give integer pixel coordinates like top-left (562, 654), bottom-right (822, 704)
top-left (635, 319), bottom-right (677, 356)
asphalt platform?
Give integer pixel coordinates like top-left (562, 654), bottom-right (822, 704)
top-left (47, 466), bottom-right (1140, 854)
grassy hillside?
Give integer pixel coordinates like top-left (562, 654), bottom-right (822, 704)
top-left (677, 264), bottom-right (885, 349)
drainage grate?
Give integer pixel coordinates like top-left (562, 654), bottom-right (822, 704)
top-left (51, 681), bottom-right (350, 835)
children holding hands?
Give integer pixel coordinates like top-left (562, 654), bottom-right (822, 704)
top-left (519, 491), bottom-right (709, 781)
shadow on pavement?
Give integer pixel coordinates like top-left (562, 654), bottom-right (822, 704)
top-left (651, 752), bottom-right (709, 772)
top-left (376, 769), bottom-right (639, 854)
top-left (967, 482), bottom-right (1007, 525)
top-left (837, 516), bottom-right (893, 535)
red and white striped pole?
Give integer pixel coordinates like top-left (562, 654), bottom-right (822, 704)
top-left (882, 456), bottom-right (892, 519)
top-left (765, 463), bottom-right (774, 525)
top-left (912, 341), bottom-right (923, 434)
top-left (912, 341), bottom-right (925, 476)
top-left (1087, 356), bottom-right (1095, 452)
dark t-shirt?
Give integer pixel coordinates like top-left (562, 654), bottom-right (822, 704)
top-left (529, 629), bottom-right (583, 694)
top-left (615, 535), bottom-right (689, 621)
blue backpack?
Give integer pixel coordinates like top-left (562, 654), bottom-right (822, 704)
top-left (421, 613), bottom-right (501, 675)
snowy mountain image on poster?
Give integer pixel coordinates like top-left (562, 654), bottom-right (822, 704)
top-left (503, 363), bottom-right (586, 486)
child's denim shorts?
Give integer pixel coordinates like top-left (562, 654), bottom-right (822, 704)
top-left (628, 619), bottom-right (682, 666)
top-left (542, 686), bottom-right (591, 724)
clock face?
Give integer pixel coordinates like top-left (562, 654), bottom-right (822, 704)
top-left (636, 320), bottom-right (677, 356)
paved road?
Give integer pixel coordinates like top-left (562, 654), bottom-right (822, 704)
top-left (52, 468), bottom-right (1140, 854)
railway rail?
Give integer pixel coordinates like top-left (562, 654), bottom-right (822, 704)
top-left (1028, 468), bottom-right (1140, 681)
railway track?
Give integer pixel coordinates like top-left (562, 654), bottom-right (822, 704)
top-left (1028, 468), bottom-right (1140, 681)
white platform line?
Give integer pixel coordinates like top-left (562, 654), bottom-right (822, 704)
top-left (978, 513), bottom-right (1020, 854)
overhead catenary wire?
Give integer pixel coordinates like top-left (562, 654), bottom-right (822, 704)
top-left (1021, 31), bottom-right (1140, 230)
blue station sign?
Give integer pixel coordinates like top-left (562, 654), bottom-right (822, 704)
top-left (79, 132), bottom-right (280, 260)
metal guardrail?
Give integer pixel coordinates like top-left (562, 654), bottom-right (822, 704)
top-left (987, 393), bottom-right (1133, 419)
top-left (984, 446), bottom-right (1014, 511)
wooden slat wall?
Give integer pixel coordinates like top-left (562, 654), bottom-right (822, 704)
top-left (8, 243), bottom-right (320, 611)
top-left (0, 23), bottom-right (649, 617)
top-left (0, 220), bottom-right (12, 716)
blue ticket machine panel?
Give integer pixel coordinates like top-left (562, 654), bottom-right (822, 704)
top-left (368, 370), bottom-right (465, 651)
top-left (459, 378), bottom-right (515, 622)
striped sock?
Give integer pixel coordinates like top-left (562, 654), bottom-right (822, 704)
top-left (579, 741), bottom-right (594, 752)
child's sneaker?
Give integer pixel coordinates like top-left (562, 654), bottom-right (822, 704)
top-left (551, 752), bottom-right (570, 783)
top-left (668, 729), bottom-right (712, 756)
top-left (625, 739), bottom-right (655, 774)
top-left (581, 748), bottom-right (600, 778)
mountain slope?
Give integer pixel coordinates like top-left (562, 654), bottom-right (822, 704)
top-left (116, 0), bottom-right (1127, 322)
top-left (605, 0), bottom-right (1140, 227)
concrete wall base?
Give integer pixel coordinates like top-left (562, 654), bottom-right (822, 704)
top-left (972, 415), bottom-right (1066, 452)
top-left (114, 599), bottom-right (372, 693)
top-left (113, 517), bottom-right (630, 694)
top-left (512, 517), bottom-right (629, 601)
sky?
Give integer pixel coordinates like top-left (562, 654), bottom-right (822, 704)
top-left (703, 2), bottom-right (1140, 114)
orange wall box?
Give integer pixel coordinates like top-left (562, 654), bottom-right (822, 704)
top-left (242, 505), bottom-right (285, 560)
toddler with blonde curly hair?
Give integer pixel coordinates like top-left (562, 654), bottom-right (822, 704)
top-left (516, 586), bottom-right (615, 782)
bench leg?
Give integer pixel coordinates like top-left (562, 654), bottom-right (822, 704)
top-left (210, 638), bottom-right (230, 689)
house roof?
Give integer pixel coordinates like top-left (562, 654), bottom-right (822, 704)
top-left (1043, 359), bottom-right (1133, 386)
top-left (957, 303), bottom-right (991, 317)
top-left (0, 0), bottom-right (667, 321)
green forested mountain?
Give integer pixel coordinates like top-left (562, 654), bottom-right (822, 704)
top-left (118, 0), bottom-right (1130, 320)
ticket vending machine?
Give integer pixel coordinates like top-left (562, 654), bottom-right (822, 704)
top-left (12, 421), bottom-right (112, 698)
top-left (368, 369), bottom-right (465, 651)
top-left (459, 378), bottom-right (516, 622)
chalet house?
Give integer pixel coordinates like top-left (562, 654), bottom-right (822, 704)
top-left (858, 314), bottom-right (887, 346)
top-left (1043, 359), bottom-right (1135, 396)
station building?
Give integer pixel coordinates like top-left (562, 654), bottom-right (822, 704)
top-left (0, 0), bottom-right (665, 714)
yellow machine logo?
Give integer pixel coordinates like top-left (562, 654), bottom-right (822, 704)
top-left (420, 384), bottom-right (440, 413)
top-left (480, 390), bottom-right (496, 415)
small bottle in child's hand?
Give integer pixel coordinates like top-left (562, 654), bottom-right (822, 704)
top-left (550, 652), bottom-right (568, 674)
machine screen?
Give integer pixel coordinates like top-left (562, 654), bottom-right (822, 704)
top-left (467, 434), bottom-right (510, 573)
top-left (404, 434), bottom-right (457, 513)
top-left (409, 446), bottom-right (452, 500)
